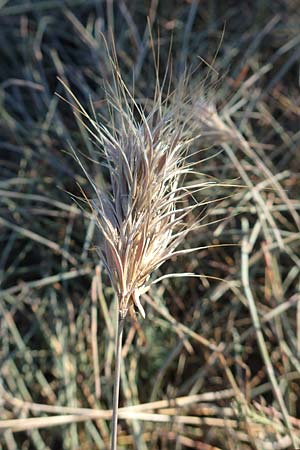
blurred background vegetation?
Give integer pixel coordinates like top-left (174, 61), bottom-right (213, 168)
top-left (0, 0), bottom-right (300, 449)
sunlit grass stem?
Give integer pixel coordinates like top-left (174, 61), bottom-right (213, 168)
top-left (111, 311), bottom-right (125, 450)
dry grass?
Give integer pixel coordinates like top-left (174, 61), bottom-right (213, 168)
top-left (62, 52), bottom-right (228, 448)
top-left (64, 62), bottom-right (222, 320)
top-left (1, 1), bottom-right (300, 449)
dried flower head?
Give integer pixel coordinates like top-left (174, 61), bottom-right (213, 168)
top-left (62, 71), bottom-right (214, 320)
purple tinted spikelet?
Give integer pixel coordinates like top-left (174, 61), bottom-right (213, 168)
top-left (63, 71), bottom-right (212, 319)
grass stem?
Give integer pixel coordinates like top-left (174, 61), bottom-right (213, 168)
top-left (241, 218), bottom-right (298, 448)
top-left (111, 312), bottom-right (125, 450)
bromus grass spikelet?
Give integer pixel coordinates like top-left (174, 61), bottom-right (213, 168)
top-left (60, 58), bottom-right (220, 449)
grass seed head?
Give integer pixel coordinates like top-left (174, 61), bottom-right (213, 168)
top-left (68, 71), bottom-right (211, 319)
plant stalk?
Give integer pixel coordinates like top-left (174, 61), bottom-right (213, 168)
top-left (111, 311), bottom-right (125, 450)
